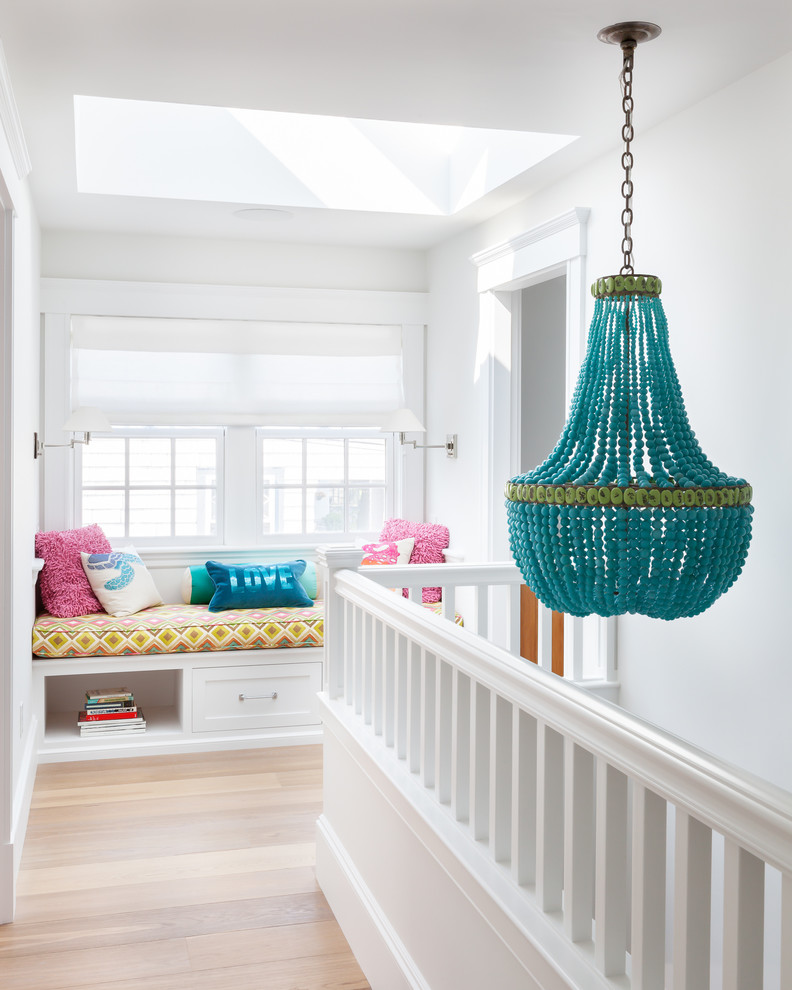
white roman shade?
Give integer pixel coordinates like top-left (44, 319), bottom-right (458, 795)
top-left (71, 316), bottom-right (406, 426)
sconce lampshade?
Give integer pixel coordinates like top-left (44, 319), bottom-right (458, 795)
top-left (62, 406), bottom-right (112, 433)
top-left (380, 408), bottom-right (426, 434)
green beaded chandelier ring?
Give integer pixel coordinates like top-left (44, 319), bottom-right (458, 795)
top-left (506, 482), bottom-right (753, 509)
top-left (506, 25), bottom-right (753, 621)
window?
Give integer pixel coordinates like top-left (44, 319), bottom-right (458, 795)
top-left (78, 429), bottom-right (222, 544)
top-left (41, 294), bottom-right (426, 544)
top-left (260, 430), bottom-right (390, 540)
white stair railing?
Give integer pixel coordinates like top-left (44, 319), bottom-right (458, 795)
top-left (317, 548), bottom-right (792, 990)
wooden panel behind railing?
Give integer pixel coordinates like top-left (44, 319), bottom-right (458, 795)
top-left (520, 584), bottom-right (565, 676)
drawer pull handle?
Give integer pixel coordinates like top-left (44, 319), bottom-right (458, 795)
top-left (238, 691), bottom-right (278, 702)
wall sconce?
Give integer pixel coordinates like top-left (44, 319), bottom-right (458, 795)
top-left (381, 408), bottom-right (457, 458)
top-left (34, 406), bottom-right (111, 459)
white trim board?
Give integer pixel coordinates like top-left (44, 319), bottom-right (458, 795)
top-left (471, 207), bottom-right (590, 294)
top-left (470, 207), bottom-right (613, 684)
top-left (0, 172), bottom-right (16, 923)
top-left (0, 41), bottom-right (31, 180)
top-left (40, 278), bottom-right (429, 324)
top-left (316, 816), bottom-right (428, 990)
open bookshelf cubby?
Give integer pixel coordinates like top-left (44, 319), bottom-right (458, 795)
top-left (32, 649), bottom-right (323, 761)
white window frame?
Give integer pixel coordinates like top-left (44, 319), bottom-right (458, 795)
top-left (256, 427), bottom-right (393, 545)
top-left (40, 280), bottom-right (429, 545)
top-left (73, 426), bottom-right (225, 547)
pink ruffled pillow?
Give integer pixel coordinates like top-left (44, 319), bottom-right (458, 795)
top-left (379, 518), bottom-right (450, 603)
top-left (35, 524), bottom-right (112, 617)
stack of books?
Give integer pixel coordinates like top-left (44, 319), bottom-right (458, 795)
top-left (78, 687), bottom-right (146, 736)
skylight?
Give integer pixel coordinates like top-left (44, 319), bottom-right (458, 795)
top-left (74, 96), bottom-right (577, 216)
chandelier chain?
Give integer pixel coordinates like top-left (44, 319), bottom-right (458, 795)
top-left (619, 41), bottom-right (636, 275)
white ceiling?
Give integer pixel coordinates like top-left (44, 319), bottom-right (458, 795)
top-left (2, 0), bottom-right (791, 249)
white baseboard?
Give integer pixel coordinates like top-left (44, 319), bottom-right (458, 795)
top-left (12, 716), bottom-right (38, 876)
top-left (0, 840), bottom-right (13, 923)
top-left (316, 815), bottom-right (429, 990)
top-left (0, 715), bottom-right (38, 922)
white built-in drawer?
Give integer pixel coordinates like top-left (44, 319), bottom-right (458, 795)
top-left (192, 662), bottom-right (322, 733)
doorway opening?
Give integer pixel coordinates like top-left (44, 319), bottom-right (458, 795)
top-left (517, 274), bottom-right (567, 672)
top-left (472, 208), bottom-right (616, 685)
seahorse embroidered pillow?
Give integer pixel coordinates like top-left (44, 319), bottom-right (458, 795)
top-left (80, 546), bottom-right (163, 616)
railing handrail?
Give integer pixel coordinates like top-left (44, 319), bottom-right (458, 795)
top-left (331, 566), bottom-right (792, 876)
top-left (358, 560), bottom-right (523, 588)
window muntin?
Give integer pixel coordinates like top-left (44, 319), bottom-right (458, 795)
top-left (78, 430), bottom-right (222, 544)
top-left (260, 431), bottom-right (389, 541)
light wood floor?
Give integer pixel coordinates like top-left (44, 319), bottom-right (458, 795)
top-left (0, 745), bottom-right (370, 990)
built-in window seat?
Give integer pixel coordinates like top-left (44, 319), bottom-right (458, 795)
top-left (31, 550), bottom-right (329, 762)
top-left (31, 549), bottom-right (455, 763)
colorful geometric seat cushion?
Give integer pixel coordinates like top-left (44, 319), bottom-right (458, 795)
top-left (32, 603), bottom-right (324, 658)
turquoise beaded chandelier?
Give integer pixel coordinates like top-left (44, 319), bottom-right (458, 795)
top-left (506, 22), bottom-right (753, 620)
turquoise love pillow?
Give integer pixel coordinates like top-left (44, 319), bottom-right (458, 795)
top-left (182, 560), bottom-right (318, 605)
top-left (204, 559), bottom-right (313, 611)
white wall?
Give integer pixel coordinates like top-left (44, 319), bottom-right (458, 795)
top-left (0, 84), bottom-right (41, 920)
top-left (41, 230), bottom-right (427, 292)
top-left (426, 53), bottom-right (792, 791)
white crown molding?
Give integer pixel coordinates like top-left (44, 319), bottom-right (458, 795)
top-left (0, 41), bottom-right (31, 181)
top-left (471, 207), bottom-right (590, 296)
top-left (470, 207), bottom-right (590, 270)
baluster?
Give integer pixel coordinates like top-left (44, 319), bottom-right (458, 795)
top-left (407, 641), bottom-right (421, 773)
top-left (672, 811), bottom-right (712, 990)
top-left (536, 721), bottom-right (564, 912)
top-left (470, 681), bottom-right (491, 841)
top-left (512, 708), bottom-right (537, 886)
top-left (537, 602), bottom-right (554, 671)
top-left (452, 670), bottom-right (471, 824)
top-left (722, 840), bottom-right (764, 990)
top-left (564, 741), bottom-right (595, 942)
top-left (344, 600), bottom-right (353, 704)
top-left (371, 618), bottom-right (383, 736)
top-left (361, 612), bottom-right (372, 724)
top-left (490, 695), bottom-right (512, 864)
top-left (602, 616), bottom-right (617, 682)
top-left (476, 585), bottom-right (489, 640)
top-left (422, 651), bottom-right (436, 789)
top-left (351, 605), bottom-right (363, 711)
top-left (395, 633), bottom-right (408, 759)
top-left (383, 626), bottom-right (395, 747)
top-left (782, 872), bottom-right (792, 989)
top-left (631, 785), bottom-right (667, 990)
top-left (507, 582), bottom-right (521, 655)
top-left (442, 585), bottom-right (456, 623)
top-left (594, 760), bottom-right (628, 977)
top-left (520, 585), bottom-right (538, 662)
top-left (567, 614), bottom-right (584, 682)
top-left (436, 659), bottom-right (453, 804)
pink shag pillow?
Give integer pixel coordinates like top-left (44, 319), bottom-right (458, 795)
top-left (379, 518), bottom-right (450, 603)
top-left (35, 524), bottom-right (112, 617)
